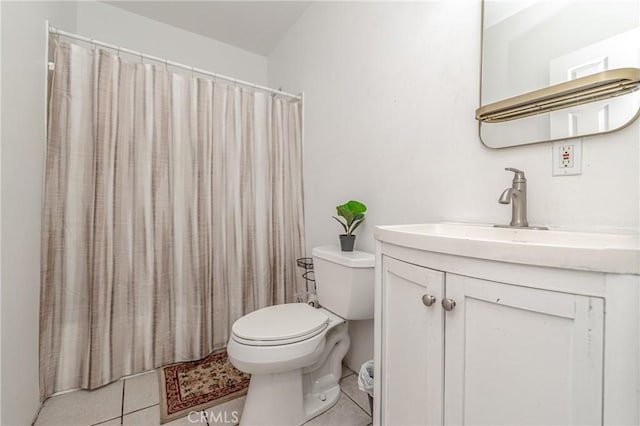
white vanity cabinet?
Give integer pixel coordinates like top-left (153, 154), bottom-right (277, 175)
top-left (444, 273), bottom-right (604, 426)
top-left (381, 257), bottom-right (444, 426)
top-left (374, 224), bottom-right (640, 426)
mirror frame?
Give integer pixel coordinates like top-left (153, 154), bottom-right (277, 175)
top-left (477, 0), bottom-right (640, 149)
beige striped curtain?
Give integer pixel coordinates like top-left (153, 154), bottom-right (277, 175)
top-left (40, 40), bottom-right (305, 399)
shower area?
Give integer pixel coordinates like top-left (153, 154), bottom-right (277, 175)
top-left (40, 25), bottom-right (306, 399)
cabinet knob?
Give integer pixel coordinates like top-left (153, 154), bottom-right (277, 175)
top-left (422, 294), bottom-right (436, 307)
top-left (441, 298), bottom-right (456, 311)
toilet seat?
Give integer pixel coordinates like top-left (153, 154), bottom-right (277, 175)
top-left (232, 303), bottom-right (330, 346)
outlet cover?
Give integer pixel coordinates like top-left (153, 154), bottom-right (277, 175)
top-left (553, 139), bottom-right (582, 176)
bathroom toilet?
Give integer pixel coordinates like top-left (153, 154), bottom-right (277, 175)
top-left (227, 245), bottom-right (374, 425)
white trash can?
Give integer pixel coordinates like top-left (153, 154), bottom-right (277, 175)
top-left (358, 360), bottom-right (374, 413)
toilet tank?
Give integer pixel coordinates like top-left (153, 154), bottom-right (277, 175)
top-left (311, 245), bottom-right (375, 320)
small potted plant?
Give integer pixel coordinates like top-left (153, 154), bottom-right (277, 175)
top-left (333, 200), bottom-right (367, 251)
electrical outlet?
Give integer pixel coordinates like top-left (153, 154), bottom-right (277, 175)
top-left (560, 145), bottom-right (573, 168)
top-left (553, 139), bottom-right (582, 176)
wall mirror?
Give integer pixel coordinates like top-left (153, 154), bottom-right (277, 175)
top-left (478, 0), bottom-right (640, 148)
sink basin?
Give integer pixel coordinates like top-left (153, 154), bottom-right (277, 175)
top-left (374, 222), bottom-right (640, 274)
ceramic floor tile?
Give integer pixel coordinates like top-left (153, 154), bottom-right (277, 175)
top-left (35, 381), bottom-right (123, 426)
top-left (341, 365), bottom-right (355, 379)
top-left (340, 374), bottom-right (371, 415)
top-left (304, 392), bottom-right (371, 426)
top-left (92, 417), bottom-right (122, 425)
top-left (203, 395), bottom-right (245, 425)
top-left (123, 405), bottom-right (208, 425)
top-left (123, 370), bottom-right (160, 414)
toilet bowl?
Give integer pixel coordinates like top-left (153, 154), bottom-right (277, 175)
top-left (227, 245), bottom-right (374, 426)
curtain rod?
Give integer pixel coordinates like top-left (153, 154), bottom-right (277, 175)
top-left (48, 25), bottom-right (302, 100)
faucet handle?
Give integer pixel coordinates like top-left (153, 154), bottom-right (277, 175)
top-left (505, 167), bottom-right (526, 182)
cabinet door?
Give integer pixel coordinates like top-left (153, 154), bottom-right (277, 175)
top-left (381, 256), bottom-right (444, 426)
top-left (444, 274), bottom-right (604, 426)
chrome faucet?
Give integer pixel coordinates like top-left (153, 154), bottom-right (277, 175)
top-left (495, 168), bottom-right (547, 230)
top-left (497, 167), bottom-right (530, 228)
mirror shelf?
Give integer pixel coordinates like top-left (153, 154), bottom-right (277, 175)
top-left (479, 0), bottom-right (640, 148)
top-left (476, 68), bottom-right (640, 123)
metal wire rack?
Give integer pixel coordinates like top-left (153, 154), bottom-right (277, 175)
top-left (296, 257), bottom-right (314, 271)
top-left (296, 257), bottom-right (316, 299)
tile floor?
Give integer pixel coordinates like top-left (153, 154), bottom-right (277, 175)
top-left (34, 366), bottom-right (372, 426)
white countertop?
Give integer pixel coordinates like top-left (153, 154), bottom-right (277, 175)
top-left (374, 222), bottom-right (640, 274)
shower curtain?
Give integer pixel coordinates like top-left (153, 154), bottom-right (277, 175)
top-left (40, 40), bottom-right (305, 398)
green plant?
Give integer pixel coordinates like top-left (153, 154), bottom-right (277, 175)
top-left (333, 200), bottom-right (367, 236)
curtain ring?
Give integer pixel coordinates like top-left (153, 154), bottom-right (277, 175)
top-left (116, 46), bottom-right (121, 58)
top-left (191, 66), bottom-right (195, 78)
top-left (139, 51), bottom-right (144, 64)
top-left (165, 59), bottom-right (168, 71)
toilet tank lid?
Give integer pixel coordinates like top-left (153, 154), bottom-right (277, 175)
top-left (312, 245), bottom-right (374, 268)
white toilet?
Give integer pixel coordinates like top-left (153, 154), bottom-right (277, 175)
top-left (227, 245), bottom-right (374, 425)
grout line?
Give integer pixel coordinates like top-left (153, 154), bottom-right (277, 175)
top-left (301, 412), bottom-right (322, 425)
top-left (340, 389), bottom-right (371, 417)
top-left (122, 403), bottom-right (160, 416)
top-left (89, 414), bottom-right (123, 426)
top-left (31, 400), bottom-right (46, 426)
top-left (341, 367), bottom-right (356, 379)
top-left (302, 390), bottom-right (370, 425)
top-left (302, 400), bottom-right (337, 426)
top-left (120, 381), bottom-right (126, 422)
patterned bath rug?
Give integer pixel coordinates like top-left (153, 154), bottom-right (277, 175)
top-left (158, 350), bottom-right (250, 424)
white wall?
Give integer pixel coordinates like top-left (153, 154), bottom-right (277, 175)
top-left (1, 3), bottom-right (77, 424)
top-left (268, 1), bottom-right (640, 370)
top-left (269, 0), bottom-right (639, 254)
top-left (75, 1), bottom-right (268, 85)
